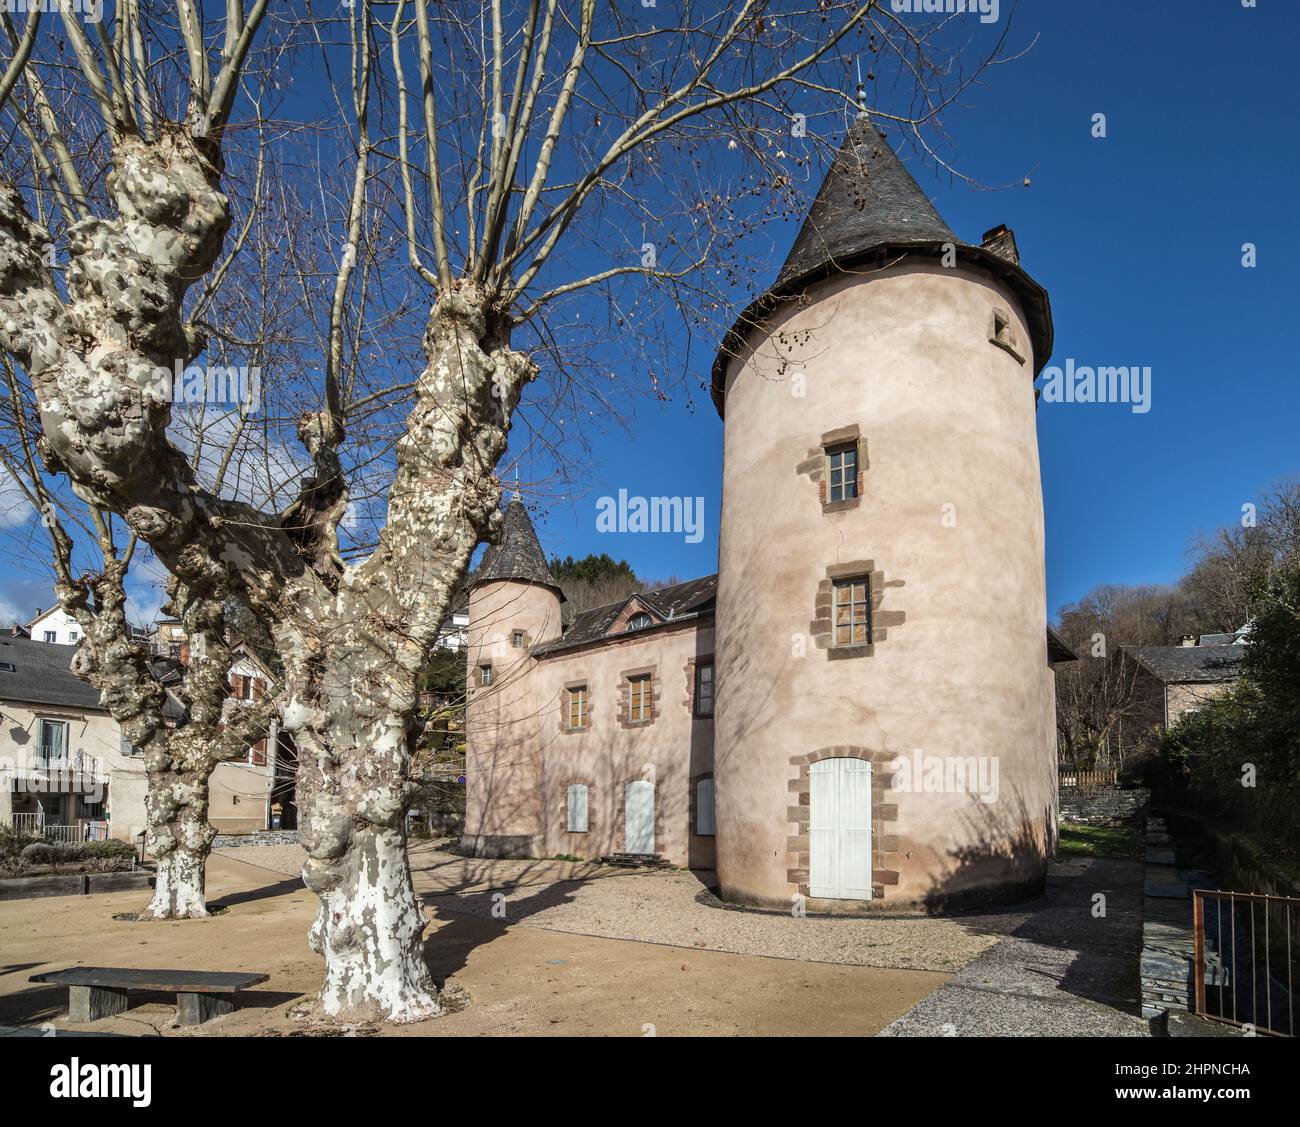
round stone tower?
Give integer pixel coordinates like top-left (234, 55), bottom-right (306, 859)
top-left (461, 498), bottom-right (565, 858)
top-left (711, 119), bottom-right (1057, 912)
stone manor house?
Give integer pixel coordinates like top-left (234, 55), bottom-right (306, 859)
top-left (464, 119), bottom-right (1068, 913)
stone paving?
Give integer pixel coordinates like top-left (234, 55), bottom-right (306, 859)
top-left (880, 855), bottom-right (1150, 1036)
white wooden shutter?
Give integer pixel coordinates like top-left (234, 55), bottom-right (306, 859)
top-left (625, 780), bottom-right (655, 853)
top-left (566, 784), bottom-right (588, 833)
top-left (696, 778), bottom-right (716, 836)
top-left (809, 758), bottom-right (872, 900)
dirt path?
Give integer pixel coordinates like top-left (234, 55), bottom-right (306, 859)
top-left (0, 847), bottom-right (951, 1037)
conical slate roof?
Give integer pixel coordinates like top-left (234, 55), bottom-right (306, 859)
top-left (774, 117), bottom-right (956, 289)
top-left (710, 118), bottom-right (1053, 416)
top-left (471, 499), bottom-right (564, 598)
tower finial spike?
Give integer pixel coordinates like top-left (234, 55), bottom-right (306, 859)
top-left (855, 57), bottom-right (868, 120)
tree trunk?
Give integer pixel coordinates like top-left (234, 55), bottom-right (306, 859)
top-left (138, 755), bottom-right (218, 920)
top-left (305, 823), bottom-right (440, 1023)
top-left (286, 290), bottom-right (530, 1022)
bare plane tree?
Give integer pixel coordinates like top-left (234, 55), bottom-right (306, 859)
top-left (0, 1), bottom-right (1014, 1020)
top-left (0, 355), bottom-right (276, 918)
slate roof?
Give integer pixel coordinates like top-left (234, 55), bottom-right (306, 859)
top-left (1047, 627), bottom-right (1078, 664)
top-left (711, 118), bottom-right (1054, 415)
top-left (0, 635), bottom-right (104, 711)
top-left (1126, 645), bottom-right (1246, 684)
top-left (534, 574), bottom-right (717, 658)
top-left (1197, 632), bottom-right (1245, 647)
top-left (470, 499), bottom-right (565, 599)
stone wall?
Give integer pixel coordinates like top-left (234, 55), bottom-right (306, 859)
top-left (211, 829), bottom-right (300, 849)
top-left (1058, 786), bottom-right (1149, 826)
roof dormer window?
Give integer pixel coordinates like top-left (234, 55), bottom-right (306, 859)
top-left (627, 613), bottom-right (653, 632)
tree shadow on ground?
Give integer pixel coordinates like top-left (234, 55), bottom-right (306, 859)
top-left (208, 875), bottom-right (308, 909)
top-left (920, 791), bottom-right (1145, 1015)
top-left (415, 860), bottom-right (655, 985)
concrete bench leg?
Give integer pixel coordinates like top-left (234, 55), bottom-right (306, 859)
top-left (177, 991), bottom-right (235, 1025)
top-left (69, 984), bottom-right (129, 1022)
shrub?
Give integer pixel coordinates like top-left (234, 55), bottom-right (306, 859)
top-left (0, 824), bottom-right (38, 862)
top-left (85, 856), bottom-right (132, 873)
top-left (19, 841), bottom-right (104, 865)
top-left (83, 840), bottom-right (134, 860)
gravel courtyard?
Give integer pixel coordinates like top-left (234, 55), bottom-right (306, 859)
top-left (221, 840), bottom-right (1007, 972)
top-left (0, 841), bottom-right (1145, 1036)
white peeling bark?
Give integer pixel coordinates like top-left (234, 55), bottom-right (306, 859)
top-left (308, 825), bottom-right (441, 1022)
top-left (290, 286), bottom-right (535, 1023)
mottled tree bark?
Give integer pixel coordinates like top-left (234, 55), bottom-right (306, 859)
top-left (60, 568), bottom-right (271, 920)
top-left (284, 288), bottom-right (533, 1020)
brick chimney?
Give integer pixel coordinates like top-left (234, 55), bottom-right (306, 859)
top-left (981, 225), bottom-right (1020, 265)
top-left (1179, 634), bottom-right (1197, 647)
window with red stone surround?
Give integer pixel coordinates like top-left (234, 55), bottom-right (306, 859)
top-left (808, 561), bottom-right (906, 660)
top-left (796, 424), bottom-right (867, 514)
top-left (559, 680), bottom-right (590, 732)
top-left (557, 777), bottom-right (596, 838)
top-left (617, 664), bottom-right (659, 728)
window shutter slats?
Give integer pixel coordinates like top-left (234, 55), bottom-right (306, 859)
top-left (567, 784), bottom-right (588, 833)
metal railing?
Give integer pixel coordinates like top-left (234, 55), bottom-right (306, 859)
top-left (1194, 889), bottom-right (1298, 1037)
top-left (1058, 766), bottom-right (1118, 789)
top-left (10, 812), bottom-right (43, 835)
top-left (8, 814), bottom-right (91, 843)
top-left (31, 750), bottom-right (103, 783)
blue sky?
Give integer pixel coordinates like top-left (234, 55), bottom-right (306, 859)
top-left (1, 0), bottom-right (1295, 628)
top-left (522, 0), bottom-right (1300, 617)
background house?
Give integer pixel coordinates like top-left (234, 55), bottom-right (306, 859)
top-left (1113, 634), bottom-right (1246, 757)
top-left (3, 602), bottom-right (291, 840)
top-left (0, 634), bottom-right (146, 843)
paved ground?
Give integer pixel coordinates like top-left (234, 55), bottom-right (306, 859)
top-left (880, 856), bottom-right (1150, 1036)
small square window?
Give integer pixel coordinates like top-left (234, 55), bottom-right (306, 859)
top-left (832, 577), bottom-right (872, 647)
top-left (826, 443), bottom-right (858, 503)
top-left (479, 663), bottom-right (493, 686)
top-left (990, 309), bottom-right (1025, 363)
top-left (511, 630), bottom-right (525, 648)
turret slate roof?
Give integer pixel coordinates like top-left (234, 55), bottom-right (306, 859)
top-left (470, 499), bottom-right (565, 599)
top-left (711, 117), bottom-right (1054, 415)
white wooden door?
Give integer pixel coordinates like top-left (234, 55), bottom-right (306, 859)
top-left (809, 758), bottom-right (872, 900)
top-left (625, 779), bottom-right (655, 854)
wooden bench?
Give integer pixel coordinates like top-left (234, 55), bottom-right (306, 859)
top-left (30, 967), bottom-right (270, 1025)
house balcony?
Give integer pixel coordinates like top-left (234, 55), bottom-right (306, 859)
top-left (13, 751), bottom-right (105, 786)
